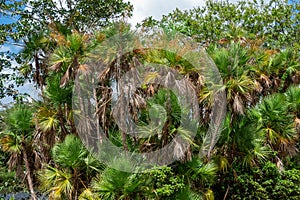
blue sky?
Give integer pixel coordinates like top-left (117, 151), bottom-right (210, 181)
top-left (0, 0), bottom-right (296, 106)
top-left (0, 11), bottom-right (36, 106)
top-left (0, 0), bottom-right (212, 106)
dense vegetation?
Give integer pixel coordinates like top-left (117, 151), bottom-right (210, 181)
top-left (0, 0), bottom-right (299, 199)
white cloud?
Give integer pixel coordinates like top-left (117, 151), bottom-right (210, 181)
top-left (127, 0), bottom-right (206, 26)
top-left (0, 81), bottom-right (40, 106)
top-left (126, 0), bottom-right (249, 26)
top-left (0, 44), bottom-right (23, 53)
top-left (0, 45), bottom-right (11, 52)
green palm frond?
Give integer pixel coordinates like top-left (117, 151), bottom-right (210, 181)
top-left (248, 92), bottom-right (298, 154)
top-left (34, 104), bottom-right (59, 132)
top-left (242, 143), bottom-right (271, 167)
top-left (173, 187), bottom-right (203, 200)
top-left (44, 73), bottom-right (73, 106)
top-left (52, 134), bottom-right (88, 169)
top-left (91, 157), bottom-right (142, 199)
top-left (286, 86), bottom-right (300, 113)
top-left (50, 46), bottom-right (72, 70)
top-left (83, 154), bottom-right (105, 175)
top-left (232, 117), bottom-right (264, 153)
top-left (252, 144), bottom-right (271, 162)
top-left (91, 168), bottom-right (131, 199)
top-left (39, 117), bottom-right (59, 132)
top-left (186, 157), bottom-right (217, 186)
top-left (79, 189), bottom-right (100, 200)
top-left (38, 166), bottom-right (73, 200)
top-left (258, 94), bottom-right (296, 140)
top-left (4, 104), bottom-right (33, 135)
top-left (209, 42), bottom-right (251, 79)
top-left (67, 33), bottom-right (87, 53)
top-left (192, 162), bottom-right (217, 185)
top-left (0, 132), bottom-right (22, 153)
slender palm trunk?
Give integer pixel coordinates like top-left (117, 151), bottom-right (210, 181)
top-left (22, 143), bottom-right (37, 200)
top-left (58, 104), bottom-right (68, 139)
top-left (121, 131), bottom-right (128, 151)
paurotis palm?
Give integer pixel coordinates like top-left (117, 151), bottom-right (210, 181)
top-left (250, 48), bottom-right (300, 96)
top-left (231, 114), bottom-right (270, 167)
top-left (253, 93), bottom-right (298, 156)
top-left (219, 87), bottom-right (298, 167)
top-left (46, 31), bottom-right (96, 140)
top-left (206, 42), bottom-right (255, 116)
top-left (90, 165), bottom-right (139, 200)
top-left (38, 134), bottom-right (102, 200)
top-left (285, 86), bottom-right (300, 147)
top-left (0, 104), bottom-right (38, 199)
top-left (49, 32), bottom-right (91, 88)
top-left (43, 73), bottom-right (74, 138)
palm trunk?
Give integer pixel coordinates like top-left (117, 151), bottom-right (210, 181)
top-left (73, 168), bottom-right (78, 200)
top-left (58, 104), bottom-right (68, 140)
top-left (94, 87), bottom-right (102, 144)
top-left (162, 92), bottom-right (171, 146)
top-left (22, 143), bottom-right (37, 200)
top-left (66, 103), bottom-right (77, 135)
top-left (121, 131), bottom-right (128, 151)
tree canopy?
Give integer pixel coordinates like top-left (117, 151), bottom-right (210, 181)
top-left (0, 0), bottom-right (132, 99)
top-left (0, 0), bottom-right (300, 199)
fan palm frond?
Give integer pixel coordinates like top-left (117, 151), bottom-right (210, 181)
top-left (38, 166), bottom-right (73, 200)
top-left (44, 73), bottom-right (73, 106)
top-left (52, 134), bottom-right (88, 169)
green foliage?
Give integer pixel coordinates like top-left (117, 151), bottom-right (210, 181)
top-left (139, 88), bottom-right (182, 133)
top-left (173, 187), bottom-right (203, 200)
top-left (0, 0), bottom-right (132, 43)
top-left (91, 168), bottom-right (140, 199)
top-left (0, 0), bottom-right (133, 99)
top-left (0, 104), bottom-right (34, 166)
top-left (51, 135), bottom-right (88, 169)
top-left (230, 162), bottom-right (300, 199)
top-left (143, 166), bottom-right (185, 198)
top-left (232, 174), bottom-right (269, 200)
top-left (0, 166), bottom-right (25, 193)
top-left (0, 0), bottom-right (300, 199)
top-left (44, 73), bottom-right (73, 106)
top-left (184, 157), bottom-right (218, 187)
top-left (249, 91), bottom-right (298, 155)
top-left (3, 104), bottom-right (33, 135)
top-left (39, 134), bottom-right (102, 200)
top-left (141, 0), bottom-right (300, 49)
top-left (286, 86), bottom-right (300, 115)
top-left (38, 166), bottom-right (73, 200)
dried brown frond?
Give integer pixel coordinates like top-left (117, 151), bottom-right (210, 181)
top-left (260, 74), bottom-right (272, 87)
top-left (49, 62), bottom-right (62, 72)
top-left (233, 94), bottom-right (244, 115)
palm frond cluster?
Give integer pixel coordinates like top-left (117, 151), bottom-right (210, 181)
top-left (0, 0), bottom-right (300, 199)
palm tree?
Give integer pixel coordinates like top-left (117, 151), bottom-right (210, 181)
top-left (90, 164), bottom-right (142, 199)
top-left (49, 32), bottom-right (91, 87)
top-left (232, 114), bottom-right (270, 167)
top-left (254, 93), bottom-right (298, 157)
top-left (38, 134), bottom-right (102, 200)
top-left (206, 42), bottom-right (255, 116)
top-left (0, 104), bottom-right (37, 200)
top-left (173, 187), bottom-right (203, 200)
top-left (46, 32), bottom-right (94, 140)
top-left (43, 73), bottom-right (74, 138)
top-left (286, 85), bottom-right (300, 118)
